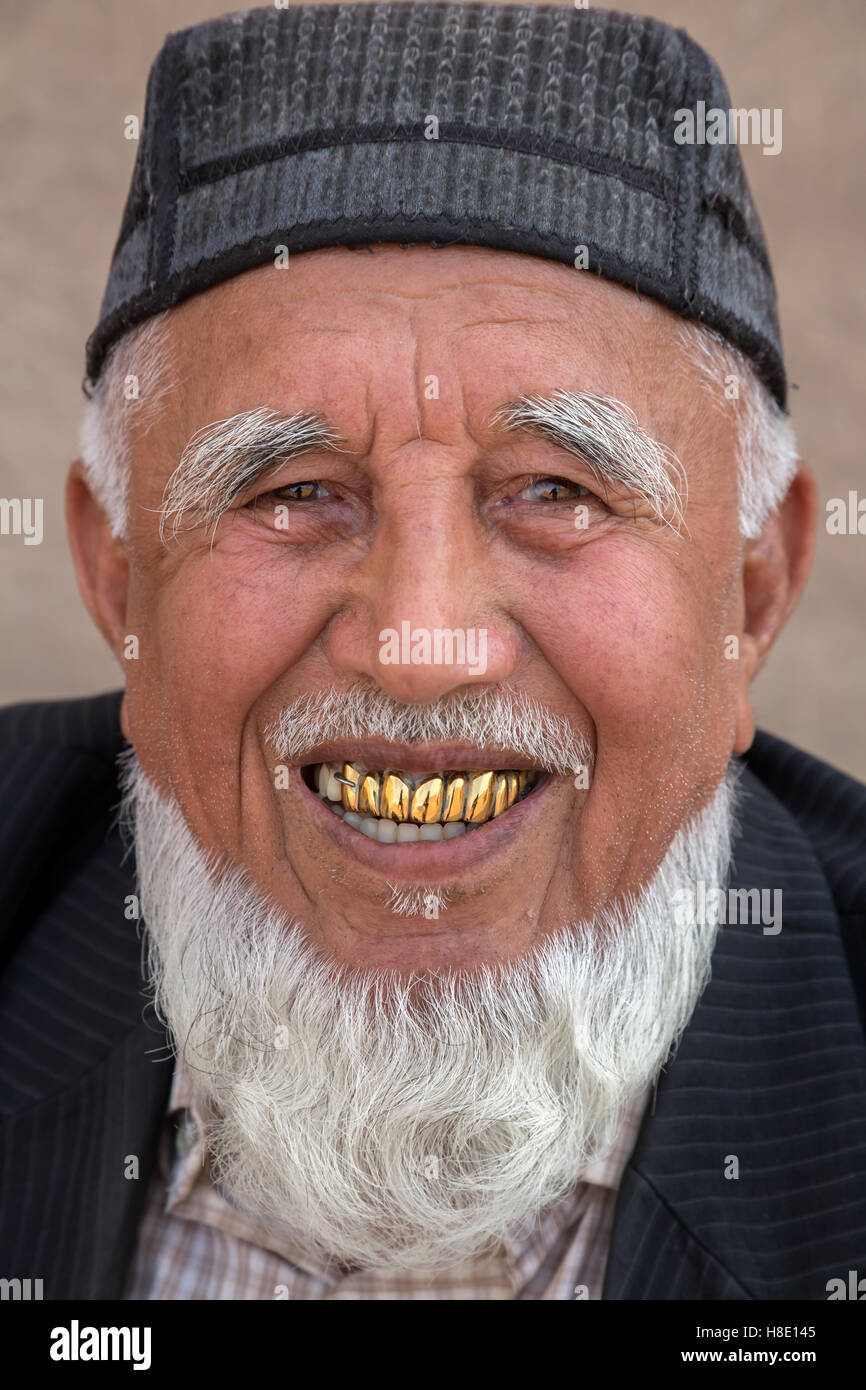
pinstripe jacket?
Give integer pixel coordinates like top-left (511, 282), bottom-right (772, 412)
top-left (1, 691), bottom-right (864, 1300)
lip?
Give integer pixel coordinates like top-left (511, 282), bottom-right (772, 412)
top-left (294, 740), bottom-right (546, 775)
top-left (295, 765), bottom-right (554, 878)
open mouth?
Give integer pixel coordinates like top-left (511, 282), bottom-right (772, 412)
top-left (302, 762), bottom-right (543, 843)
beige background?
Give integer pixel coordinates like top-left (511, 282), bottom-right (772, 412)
top-left (1, 0), bottom-right (864, 775)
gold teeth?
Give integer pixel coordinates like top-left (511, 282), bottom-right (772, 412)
top-left (381, 773), bottom-right (410, 822)
top-left (464, 771), bottom-right (496, 823)
top-left (359, 773), bottom-right (381, 818)
top-left (335, 763), bottom-right (536, 825)
top-left (410, 775), bottom-right (444, 824)
top-left (493, 771), bottom-right (519, 818)
top-left (340, 763), bottom-right (362, 813)
top-left (442, 773), bottom-right (467, 823)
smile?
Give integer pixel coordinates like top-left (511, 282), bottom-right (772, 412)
top-left (303, 762), bottom-right (541, 843)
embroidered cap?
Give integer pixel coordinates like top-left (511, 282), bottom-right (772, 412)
top-left (85, 2), bottom-right (786, 407)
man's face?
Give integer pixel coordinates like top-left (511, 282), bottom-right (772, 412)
top-left (90, 245), bottom-right (755, 971)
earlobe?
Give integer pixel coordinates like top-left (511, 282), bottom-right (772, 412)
top-left (741, 464), bottom-right (817, 670)
top-left (119, 691), bottom-right (132, 742)
top-left (65, 461), bottom-right (131, 661)
top-left (733, 464), bottom-right (817, 756)
top-left (732, 634), bottom-right (759, 754)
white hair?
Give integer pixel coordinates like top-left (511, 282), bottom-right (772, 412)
top-left (78, 309), bottom-right (798, 543)
top-left (491, 389), bottom-right (688, 531)
top-left (78, 311), bottom-right (175, 538)
top-left (677, 320), bottom-right (800, 540)
top-left (121, 744), bottom-right (739, 1273)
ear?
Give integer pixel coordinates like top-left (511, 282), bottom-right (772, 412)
top-left (733, 463), bottom-right (818, 754)
top-left (66, 460), bottom-right (131, 667)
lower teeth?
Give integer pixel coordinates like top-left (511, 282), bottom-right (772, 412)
top-left (328, 802), bottom-right (470, 842)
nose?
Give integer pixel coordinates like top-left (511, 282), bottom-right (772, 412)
top-left (324, 455), bottom-right (519, 703)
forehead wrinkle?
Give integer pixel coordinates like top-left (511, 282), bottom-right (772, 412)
top-left (454, 318), bottom-right (559, 333)
top-left (278, 274), bottom-right (562, 301)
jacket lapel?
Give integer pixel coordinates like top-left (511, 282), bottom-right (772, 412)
top-left (0, 696), bottom-right (173, 1299)
top-left (604, 766), bottom-right (866, 1299)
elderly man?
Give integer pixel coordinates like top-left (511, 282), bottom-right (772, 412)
top-left (1, 2), bottom-right (864, 1304)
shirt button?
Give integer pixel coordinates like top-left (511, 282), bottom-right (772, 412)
top-left (176, 1111), bottom-right (199, 1157)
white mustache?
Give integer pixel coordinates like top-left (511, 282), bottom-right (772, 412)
top-left (265, 682), bottom-right (594, 776)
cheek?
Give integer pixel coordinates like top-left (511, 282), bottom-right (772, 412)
top-left (519, 542), bottom-right (735, 754)
top-left (123, 542), bottom-right (337, 755)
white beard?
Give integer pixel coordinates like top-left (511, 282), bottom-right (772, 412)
top-left (121, 753), bottom-right (738, 1274)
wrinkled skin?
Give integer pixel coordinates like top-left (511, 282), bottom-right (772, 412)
top-left (67, 244), bottom-right (816, 971)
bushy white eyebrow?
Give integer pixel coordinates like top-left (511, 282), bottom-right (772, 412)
top-left (159, 391), bottom-right (686, 543)
top-left (490, 391), bottom-right (687, 529)
top-left (159, 406), bottom-right (346, 541)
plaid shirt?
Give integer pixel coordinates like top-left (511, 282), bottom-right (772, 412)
top-left (125, 1058), bottom-right (648, 1301)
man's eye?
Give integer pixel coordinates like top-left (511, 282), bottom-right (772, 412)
top-left (271, 481), bottom-right (329, 502)
top-left (520, 476), bottom-right (590, 503)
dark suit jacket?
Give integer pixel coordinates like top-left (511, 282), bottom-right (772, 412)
top-left (1, 691), bottom-right (864, 1300)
